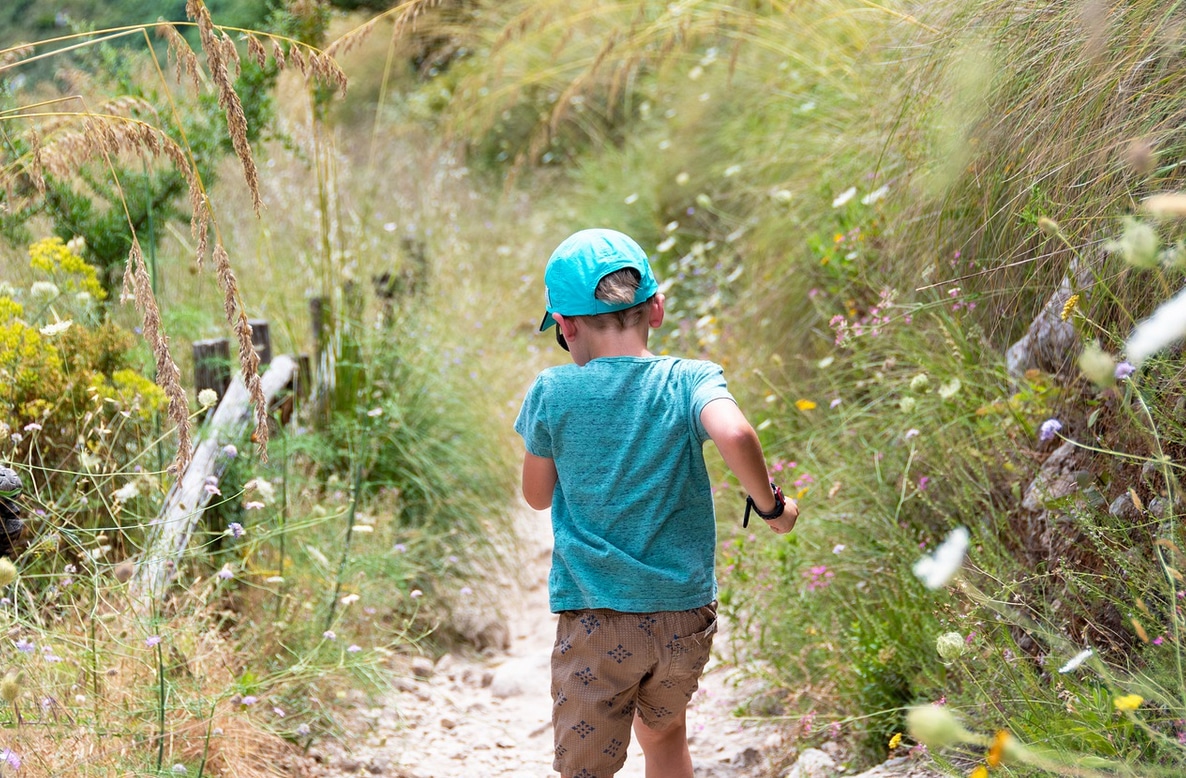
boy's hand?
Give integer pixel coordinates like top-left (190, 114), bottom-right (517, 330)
top-left (764, 500), bottom-right (799, 534)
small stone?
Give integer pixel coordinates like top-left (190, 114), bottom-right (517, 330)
top-left (440, 717), bottom-right (457, 729)
top-left (410, 657), bottom-right (435, 679)
top-left (339, 758), bottom-right (362, 773)
top-left (496, 738), bottom-right (516, 749)
top-left (394, 677), bottom-right (417, 693)
top-left (481, 669), bottom-right (494, 688)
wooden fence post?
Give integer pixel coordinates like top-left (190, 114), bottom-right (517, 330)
top-left (193, 338), bottom-right (231, 399)
top-left (248, 319), bottom-right (272, 367)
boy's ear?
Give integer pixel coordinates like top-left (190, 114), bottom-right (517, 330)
top-left (555, 313), bottom-right (579, 342)
top-left (648, 294), bottom-right (665, 329)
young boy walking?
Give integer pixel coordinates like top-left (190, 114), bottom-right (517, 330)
top-left (514, 228), bottom-right (798, 778)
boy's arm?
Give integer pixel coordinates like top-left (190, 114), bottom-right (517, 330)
top-left (522, 452), bottom-right (558, 510)
top-left (700, 398), bottom-right (798, 534)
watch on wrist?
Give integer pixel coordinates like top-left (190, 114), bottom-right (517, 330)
top-left (743, 482), bottom-right (786, 528)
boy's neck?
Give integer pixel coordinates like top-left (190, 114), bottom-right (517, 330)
top-left (582, 328), bottom-right (652, 362)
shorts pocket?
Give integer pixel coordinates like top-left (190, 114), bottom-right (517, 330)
top-left (666, 611), bottom-right (717, 677)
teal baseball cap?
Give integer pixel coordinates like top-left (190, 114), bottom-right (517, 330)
top-left (539, 228), bottom-right (660, 331)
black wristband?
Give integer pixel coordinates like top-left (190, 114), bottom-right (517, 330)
top-left (743, 482), bottom-right (786, 528)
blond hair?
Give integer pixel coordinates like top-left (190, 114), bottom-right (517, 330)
top-left (582, 268), bottom-right (651, 330)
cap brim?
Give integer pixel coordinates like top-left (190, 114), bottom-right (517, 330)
top-left (539, 311), bottom-right (556, 331)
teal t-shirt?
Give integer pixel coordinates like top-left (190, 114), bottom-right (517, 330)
top-left (514, 355), bottom-right (734, 613)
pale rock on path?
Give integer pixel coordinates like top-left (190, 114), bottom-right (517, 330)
top-left (304, 509), bottom-right (946, 778)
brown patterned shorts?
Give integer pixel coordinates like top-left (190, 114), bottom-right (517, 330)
top-left (550, 603), bottom-right (717, 778)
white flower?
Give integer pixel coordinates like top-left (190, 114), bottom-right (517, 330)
top-left (899, 396), bottom-right (917, 413)
top-left (30, 281), bottom-right (59, 300)
top-left (913, 527), bottom-right (969, 590)
top-left (910, 373), bottom-right (930, 392)
top-left (832, 187), bottom-right (857, 208)
top-left (367, 407), bottom-right (383, 417)
top-left (832, 544), bottom-right (845, 554)
top-left (112, 482), bottom-right (140, 502)
top-left (861, 185), bottom-right (889, 205)
top-left (39, 320), bottom-right (72, 337)
top-left (245, 478), bottom-right (276, 504)
top-left (197, 389), bottom-right (218, 408)
top-left (1105, 217), bottom-right (1159, 269)
top-left (340, 593), bottom-right (360, 605)
top-left (657, 237), bottom-right (677, 253)
top-left (1058, 648), bottom-right (1093, 674)
top-left (937, 378), bottom-right (962, 399)
top-left (1127, 284), bottom-right (1186, 365)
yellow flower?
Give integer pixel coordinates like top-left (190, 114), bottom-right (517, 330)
top-left (969, 767), bottom-right (988, 778)
top-left (888, 732), bottom-right (903, 749)
top-left (1060, 294), bottom-right (1079, 321)
top-left (1114, 693), bottom-right (1143, 711)
top-left (795, 399), bottom-right (817, 411)
top-left (987, 730), bottom-right (1009, 766)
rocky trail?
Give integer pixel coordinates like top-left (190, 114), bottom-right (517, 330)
top-left (301, 509), bottom-right (944, 778)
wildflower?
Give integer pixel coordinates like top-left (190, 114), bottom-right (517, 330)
top-left (222, 444), bottom-right (238, 459)
top-left (935, 632), bottom-right (967, 662)
top-left (1115, 361), bottom-right (1136, 380)
top-left (323, 630), bottom-right (336, 640)
top-left (830, 398), bottom-right (842, 408)
top-left (1126, 284), bottom-right (1186, 365)
top-left (912, 527), bottom-right (969, 590)
top-left (904, 428), bottom-right (920, 440)
top-left (899, 397), bottom-right (916, 413)
top-left (241, 695), bottom-right (258, 706)
top-left (197, 388), bottom-right (218, 408)
top-left (30, 281), bottom-right (60, 299)
top-left (910, 373), bottom-right (930, 392)
top-left (217, 566), bottom-right (233, 580)
top-left (273, 707), bottom-right (286, 717)
top-left (113, 482), bottom-right (140, 502)
top-left (1037, 217), bottom-right (1060, 236)
top-left (246, 478), bottom-right (276, 504)
top-left (460, 586), bottom-right (473, 596)
top-left (226, 523), bottom-right (245, 539)
top-left (172, 764), bottom-right (187, 774)
top-left (803, 565), bottom-right (834, 592)
top-left (1078, 343), bottom-right (1117, 387)
top-left (1058, 648), bottom-right (1093, 673)
top-left (340, 593), bottom-right (360, 605)
top-left (14, 639), bottom-right (33, 654)
top-left (393, 543), bottom-right (407, 553)
top-left (410, 589), bottom-right (423, 599)
top-left (367, 407), bottom-right (383, 417)
top-left (861, 185), bottom-right (889, 205)
top-left (832, 187), bottom-right (857, 208)
top-left (795, 399), bottom-right (817, 411)
top-left (1060, 294), bottom-right (1080, 321)
top-left (22, 423), bottom-right (41, 433)
top-left (39, 319), bottom-right (72, 336)
top-left (1105, 217), bottom-right (1159, 268)
top-left (0, 748), bottom-right (20, 768)
top-left (970, 767), bottom-right (988, 778)
top-left (244, 501), bottom-right (265, 510)
top-left (1038, 418), bottom-right (1062, 442)
top-left (832, 544), bottom-right (845, 554)
top-left (906, 705), bottom-right (976, 750)
top-left (888, 732), bottom-right (903, 750)
top-left (1, 670), bottom-right (21, 703)
top-left (145, 635), bottom-right (162, 648)
top-left (296, 723), bottom-right (311, 737)
top-left (1114, 693), bottom-right (1143, 711)
top-left (203, 478), bottom-right (221, 496)
top-left (348, 644), bottom-right (362, 653)
top-left (0, 559), bottom-right (17, 588)
top-left (937, 379), bottom-right (962, 399)
top-left (918, 476), bottom-right (930, 491)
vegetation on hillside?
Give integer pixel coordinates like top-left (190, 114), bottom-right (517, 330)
top-left (3, 0), bottom-right (1186, 775)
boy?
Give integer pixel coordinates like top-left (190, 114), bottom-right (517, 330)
top-left (514, 228), bottom-right (798, 778)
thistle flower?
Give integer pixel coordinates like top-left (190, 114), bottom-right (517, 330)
top-left (906, 705), bottom-right (976, 750)
top-left (0, 559), bottom-right (18, 587)
top-left (1078, 343), bottom-right (1116, 388)
top-left (935, 632), bottom-right (967, 662)
top-left (913, 527), bottom-right (969, 590)
top-left (1, 670), bottom-right (21, 703)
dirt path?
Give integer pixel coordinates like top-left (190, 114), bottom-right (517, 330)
top-left (305, 508), bottom-right (792, 778)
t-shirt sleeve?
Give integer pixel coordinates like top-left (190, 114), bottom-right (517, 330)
top-left (513, 374), bottom-right (554, 459)
top-left (689, 361), bottom-right (734, 443)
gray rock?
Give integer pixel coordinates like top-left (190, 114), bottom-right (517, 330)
top-left (1109, 493), bottom-right (1141, 521)
top-left (410, 657), bottom-right (435, 679)
top-left (784, 748), bottom-right (837, 778)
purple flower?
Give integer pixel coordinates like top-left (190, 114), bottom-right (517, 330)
top-left (323, 630), bottom-right (336, 641)
top-left (347, 644), bottom-right (362, 653)
top-left (145, 635), bottom-right (162, 647)
top-left (217, 566), bottom-right (234, 580)
top-left (222, 444), bottom-right (238, 459)
top-left (393, 543), bottom-right (407, 553)
top-left (918, 476), bottom-right (930, 491)
top-left (241, 695), bottom-right (258, 706)
top-left (1038, 418), bottom-right (1062, 442)
top-left (14, 638), bottom-right (33, 653)
top-left (0, 748), bottom-right (20, 768)
top-left (1115, 361), bottom-right (1136, 381)
top-left (227, 522), bottom-right (245, 539)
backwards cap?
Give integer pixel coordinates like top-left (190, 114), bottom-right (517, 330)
top-left (538, 228), bottom-right (659, 331)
